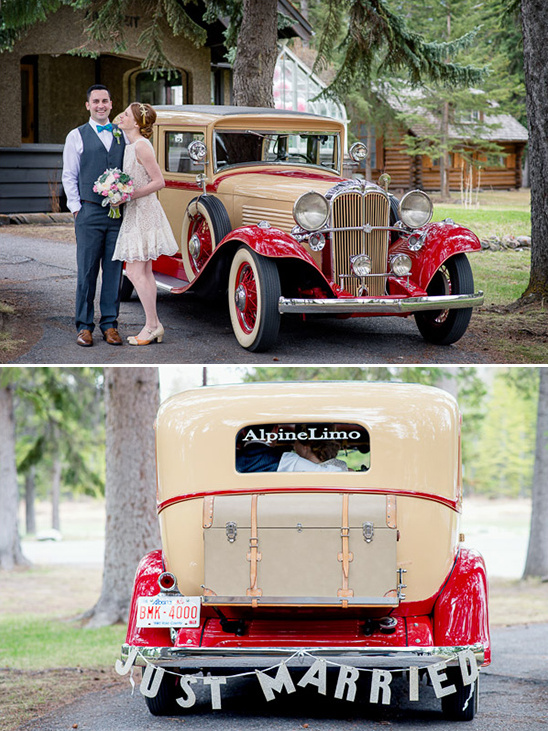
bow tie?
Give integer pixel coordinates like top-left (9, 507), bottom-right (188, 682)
top-left (97, 123), bottom-right (113, 133)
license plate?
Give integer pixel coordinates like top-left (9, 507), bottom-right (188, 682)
top-left (136, 595), bottom-right (201, 628)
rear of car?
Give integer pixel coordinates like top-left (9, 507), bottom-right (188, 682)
top-left (120, 382), bottom-right (490, 720)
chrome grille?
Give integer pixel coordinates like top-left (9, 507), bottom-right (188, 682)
top-left (331, 190), bottom-right (390, 296)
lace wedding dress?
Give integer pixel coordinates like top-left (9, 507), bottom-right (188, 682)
top-left (112, 138), bottom-right (178, 262)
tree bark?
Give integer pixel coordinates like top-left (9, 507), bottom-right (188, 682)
top-left (51, 454), bottom-right (62, 532)
top-left (0, 384), bottom-right (30, 570)
top-left (521, 0), bottom-right (548, 297)
top-left (85, 367), bottom-right (161, 627)
top-left (25, 468), bottom-right (36, 536)
top-left (232, 0), bottom-right (278, 107)
top-left (523, 368), bottom-right (548, 578)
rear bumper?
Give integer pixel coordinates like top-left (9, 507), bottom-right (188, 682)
top-left (278, 291), bottom-right (484, 315)
top-left (121, 642), bottom-right (486, 668)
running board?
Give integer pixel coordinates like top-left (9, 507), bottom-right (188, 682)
top-left (152, 272), bottom-right (189, 294)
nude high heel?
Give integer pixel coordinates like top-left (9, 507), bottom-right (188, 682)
top-left (127, 324), bottom-right (164, 346)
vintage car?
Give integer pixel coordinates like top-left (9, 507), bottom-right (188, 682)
top-left (120, 382), bottom-right (490, 720)
top-left (119, 105), bottom-right (484, 352)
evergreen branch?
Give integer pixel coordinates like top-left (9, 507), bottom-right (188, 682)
top-left (161, 0), bottom-right (206, 45)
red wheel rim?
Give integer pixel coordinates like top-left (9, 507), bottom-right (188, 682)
top-left (234, 262), bottom-right (258, 333)
top-left (188, 214), bottom-right (213, 275)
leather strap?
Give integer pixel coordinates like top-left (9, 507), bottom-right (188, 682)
top-left (203, 495), bottom-right (215, 528)
top-left (246, 494), bottom-right (262, 602)
top-left (338, 493), bottom-right (354, 603)
top-left (386, 495), bottom-right (397, 528)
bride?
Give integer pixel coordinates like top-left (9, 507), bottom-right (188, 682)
top-left (112, 102), bottom-right (178, 345)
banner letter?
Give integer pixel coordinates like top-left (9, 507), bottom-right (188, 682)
top-left (256, 662), bottom-right (296, 701)
top-left (297, 659), bottom-right (327, 695)
top-left (115, 647), bottom-right (138, 675)
top-left (428, 661), bottom-right (456, 698)
top-left (334, 665), bottom-right (360, 702)
top-left (409, 666), bottom-right (420, 701)
top-left (139, 665), bottom-right (165, 698)
top-left (458, 650), bottom-right (479, 686)
top-left (203, 676), bottom-right (227, 710)
top-left (370, 669), bottom-right (393, 705)
top-left (176, 676), bottom-right (197, 708)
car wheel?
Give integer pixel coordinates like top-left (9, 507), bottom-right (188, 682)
top-left (181, 196), bottom-right (232, 281)
top-left (440, 669), bottom-right (479, 722)
top-left (119, 272), bottom-right (134, 301)
top-left (414, 253), bottom-right (474, 345)
top-left (143, 668), bottom-right (180, 716)
top-left (228, 245), bottom-right (281, 352)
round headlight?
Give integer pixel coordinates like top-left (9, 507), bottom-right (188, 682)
top-left (350, 253), bottom-right (372, 277)
top-left (391, 253), bottom-right (412, 277)
top-left (293, 191), bottom-right (329, 231)
top-left (398, 190), bottom-right (433, 229)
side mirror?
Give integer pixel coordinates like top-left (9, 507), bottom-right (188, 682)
top-left (188, 139), bottom-right (207, 163)
top-left (348, 142), bottom-right (368, 162)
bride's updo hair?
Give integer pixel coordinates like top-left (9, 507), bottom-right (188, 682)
top-left (130, 102), bottom-right (156, 139)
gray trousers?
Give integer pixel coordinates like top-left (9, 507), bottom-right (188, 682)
top-left (75, 201), bottom-right (123, 333)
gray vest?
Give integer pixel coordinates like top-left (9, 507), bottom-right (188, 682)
top-left (78, 123), bottom-right (126, 204)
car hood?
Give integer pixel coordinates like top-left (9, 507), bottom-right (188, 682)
top-left (215, 168), bottom-right (342, 202)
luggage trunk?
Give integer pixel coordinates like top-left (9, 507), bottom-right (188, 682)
top-left (202, 492), bottom-right (399, 607)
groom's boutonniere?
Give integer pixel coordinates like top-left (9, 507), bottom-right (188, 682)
top-left (113, 126), bottom-right (122, 144)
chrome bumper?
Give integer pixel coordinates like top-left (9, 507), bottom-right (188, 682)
top-left (278, 291), bottom-right (484, 315)
top-left (121, 642), bottom-right (485, 668)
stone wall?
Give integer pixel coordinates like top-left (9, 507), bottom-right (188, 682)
top-left (0, 3), bottom-right (212, 148)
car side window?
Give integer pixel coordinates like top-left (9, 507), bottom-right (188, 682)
top-left (165, 131), bottom-right (205, 174)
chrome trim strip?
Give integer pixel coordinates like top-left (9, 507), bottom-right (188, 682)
top-left (121, 642), bottom-right (485, 667)
top-left (278, 292), bottom-right (484, 314)
top-left (202, 595), bottom-right (399, 606)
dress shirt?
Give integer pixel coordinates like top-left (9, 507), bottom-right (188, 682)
top-left (62, 119), bottom-right (115, 213)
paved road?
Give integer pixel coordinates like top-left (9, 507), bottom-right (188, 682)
top-left (1, 230), bottom-right (491, 364)
top-left (21, 624), bottom-right (548, 730)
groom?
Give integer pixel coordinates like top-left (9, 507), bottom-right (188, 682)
top-left (62, 84), bottom-right (126, 346)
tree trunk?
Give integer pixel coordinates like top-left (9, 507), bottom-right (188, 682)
top-left (232, 0), bottom-right (278, 107)
top-left (85, 367), bottom-right (161, 627)
top-left (0, 384), bottom-right (30, 570)
top-left (523, 368), bottom-right (548, 578)
top-left (521, 0), bottom-right (548, 297)
top-left (51, 455), bottom-right (62, 532)
top-left (25, 468), bottom-right (36, 535)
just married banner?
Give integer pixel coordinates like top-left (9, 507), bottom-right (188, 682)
top-left (115, 647), bottom-right (479, 710)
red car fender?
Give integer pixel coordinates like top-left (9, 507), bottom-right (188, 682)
top-left (125, 549), bottom-right (173, 647)
top-left (432, 547), bottom-right (491, 665)
top-left (219, 225), bottom-right (322, 267)
top-left (390, 222), bottom-right (481, 291)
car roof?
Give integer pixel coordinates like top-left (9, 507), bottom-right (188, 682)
top-left (153, 104), bottom-right (342, 127)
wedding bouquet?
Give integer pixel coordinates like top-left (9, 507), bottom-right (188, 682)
top-left (93, 168), bottom-right (134, 219)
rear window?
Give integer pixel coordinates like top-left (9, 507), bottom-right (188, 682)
top-left (235, 422), bottom-right (370, 473)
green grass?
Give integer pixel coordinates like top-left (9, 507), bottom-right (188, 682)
top-left (469, 249), bottom-right (531, 305)
top-left (434, 206), bottom-right (531, 240)
top-left (0, 614), bottom-right (126, 670)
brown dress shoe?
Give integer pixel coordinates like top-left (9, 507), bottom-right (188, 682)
top-left (103, 327), bottom-right (123, 345)
top-left (77, 329), bottom-right (93, 347)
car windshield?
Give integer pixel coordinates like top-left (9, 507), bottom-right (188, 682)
top-left (214, 130), bottom-right (340, 172)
